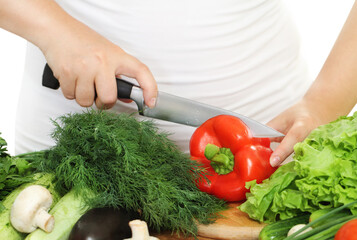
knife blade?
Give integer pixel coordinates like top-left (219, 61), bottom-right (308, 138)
top-left (42, 64), bottom-right (284, 138)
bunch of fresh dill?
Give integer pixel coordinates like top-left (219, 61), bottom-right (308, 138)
top-left (37, 110), bottom-right (226, 236)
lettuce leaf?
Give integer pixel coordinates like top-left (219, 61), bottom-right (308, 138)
top-left (239, 112), bottom-right (357, 223)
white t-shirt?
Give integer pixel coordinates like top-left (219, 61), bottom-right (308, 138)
top-left (15, 0), bottom-right (311, 154)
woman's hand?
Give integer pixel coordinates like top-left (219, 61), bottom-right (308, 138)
top-left (0, 0), bottom-right (157, 109)
top-left (267, 99), bottom-right (328, 167)
top-left (268, 1), bottom-right (357, 167)
top-left (43, 23), bottom-right (158, 109)
top-left (267, 94), bottom-right (357, 167)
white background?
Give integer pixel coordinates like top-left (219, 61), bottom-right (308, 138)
top-left (0, 1), bottom-right (355, 155)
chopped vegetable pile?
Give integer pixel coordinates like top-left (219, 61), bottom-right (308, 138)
top-left (34, 110), bottom-right (226, 236)
top-left (239, 112), bottom-right (357, 223)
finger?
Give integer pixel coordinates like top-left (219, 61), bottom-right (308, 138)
top-left (116, 54), bottom-right (158, 108)
top-left (266, 114), bottom-right (291, 143)
top-left (94, 71), bottom-right (117, 109)
top-left (53, 66), bottom-right (76, 100)
top-left (75, 73), bottom-right (96, 107)
top-left (269, 121), bottom-right (311, 167)
top-left (60, 78), bottom-right (76, 100)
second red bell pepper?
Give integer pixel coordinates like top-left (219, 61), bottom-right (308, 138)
top-left (190, 115), bottom-right (277, 202)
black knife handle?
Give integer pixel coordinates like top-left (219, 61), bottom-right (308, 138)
top-left (42, 63), bottom-right (133, 99)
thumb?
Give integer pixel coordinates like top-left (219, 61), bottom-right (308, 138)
top-left (116, 54), bottom-right (158, 108)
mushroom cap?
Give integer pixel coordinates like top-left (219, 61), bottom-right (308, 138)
top-left (10, 185), bottom-right (53, 233)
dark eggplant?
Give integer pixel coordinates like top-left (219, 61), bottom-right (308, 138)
top-left (69, 207), bottom-right (141, 240)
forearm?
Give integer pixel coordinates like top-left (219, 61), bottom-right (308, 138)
top-left (0, 0), bottom-right (87, 52)
top-left (304, 1), bottom-right (357, 120)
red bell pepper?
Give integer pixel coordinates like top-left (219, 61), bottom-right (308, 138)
top-left (189, 115), bottom-right (277, 202)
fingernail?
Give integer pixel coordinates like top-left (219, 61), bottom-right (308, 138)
top-left (270, 155), bottom-right (281, 167)
top-left (149, 97), bottom-right (156, 108)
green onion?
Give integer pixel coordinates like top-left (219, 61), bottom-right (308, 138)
top-left (284, 200), bottom-right (357, 239)
top-left (294, 215), bottom-right (357, 240)
top-left (305, 221), bottom-right (352, 240)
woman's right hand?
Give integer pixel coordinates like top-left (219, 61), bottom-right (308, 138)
top-left (0, 0), bottom-right (158, 109)
top-left (42, 22), bottom-right (158, 109)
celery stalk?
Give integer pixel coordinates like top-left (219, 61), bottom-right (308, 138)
top-left (25, 189), bottom-right (89, 240)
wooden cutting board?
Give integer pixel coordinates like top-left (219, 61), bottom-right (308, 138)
top-left (155, 203), bottom-right (266, 240)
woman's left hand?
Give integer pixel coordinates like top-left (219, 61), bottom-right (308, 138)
top-left (267, 99), bottom-right (330, 167)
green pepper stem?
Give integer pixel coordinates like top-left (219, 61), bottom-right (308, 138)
top-left (204, 144), bottom-right (220, 160)
top-left (204, 144), bottom-right (234, 175)
top-left (210, 154), bottom-right (230, 165)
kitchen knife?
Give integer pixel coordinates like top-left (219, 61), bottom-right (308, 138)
top-left (42, 64), bottom-right (284, 138)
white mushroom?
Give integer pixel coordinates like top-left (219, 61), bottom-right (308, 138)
top-left (10, 185), bottom-right (55, 233)
top-left (125, 220), bottom-right (159, 240)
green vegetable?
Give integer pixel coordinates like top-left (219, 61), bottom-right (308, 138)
top-left (35, 110), bottom-right (226, 237)
top-left (0, 133), bottom-right (43, 210)
top-left (25, 189), bottom-right (89, 240)
top-left (239, 162), bottom-right (308, 222)
top-left (309, 208), bottom-right (351, 228)
top-left (284, 201), bottom-right (357, 240)
top-left (239, 112), bottom-right (357, 222)
top-left (259, 214), bottom-right (309, 240)
top-left (309, 209), bottom-right (332, 223)
top-left (304, 222), bottom-right (350, 240)
top-left (287, 215), bottom-right (356, 240)
top-left (0, 132), bottom-right (8, 158)
top-left (0, 173), bottom-right (60, 240)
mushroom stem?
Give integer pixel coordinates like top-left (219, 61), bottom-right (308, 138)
top-left (35, 208), bottom-right (55, 232)
top-left (126, 220), bottom-right (158, 240)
